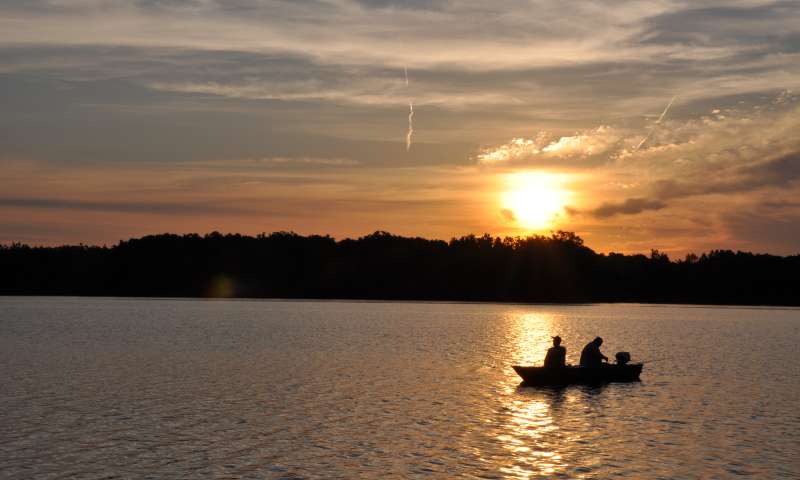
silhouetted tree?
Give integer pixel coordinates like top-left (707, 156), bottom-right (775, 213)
top-left (1, 231), bottom-right (798, 305)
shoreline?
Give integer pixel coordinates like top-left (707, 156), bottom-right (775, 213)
top-left (3, 294), bottom-right (799, 310)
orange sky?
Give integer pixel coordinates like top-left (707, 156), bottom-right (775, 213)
top-left (1, 1), bottom-right (800, 256)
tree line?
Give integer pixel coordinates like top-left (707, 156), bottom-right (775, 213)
top-left (1, 230), bottom-right (798, 305)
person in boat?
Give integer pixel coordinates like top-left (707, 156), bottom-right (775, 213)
top-left (543, 335), bottom-right (566, 368)
top-left (579, 336), bottom-right (608, 367)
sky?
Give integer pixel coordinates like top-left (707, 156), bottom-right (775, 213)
top-left (2, 0), bottom-right (800, 256)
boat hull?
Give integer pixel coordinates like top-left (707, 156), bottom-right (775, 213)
top-left (512, 364), bottom-right (643, 386)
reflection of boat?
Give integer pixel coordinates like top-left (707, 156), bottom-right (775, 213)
top-left (512, 364), bottom-right (643, 386)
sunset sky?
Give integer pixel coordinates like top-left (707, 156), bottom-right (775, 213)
top-left (2, 0), bottom-right (800, 255)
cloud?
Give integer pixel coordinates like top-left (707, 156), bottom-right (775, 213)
top-left (649, 151), bottom-right (800, 201)
top-left (481, 93), bottom-right (800, 228)
top-left (0, 1), bottom-right (680, 70)
top-left (722, 209), bottom-right (800, 255)
top-left (589, 197), bottom-right (667, 218)
top-left (2, 1), bottom-right (800, 253)
top-left (477, 126), bottom-right (623, 166)
top-left (2, 1), bottom-right (799, 84)
top-left (640, 3), bottom-right (800, 49)
top-left (147, 78), bottom-right (520, 108)
top-left (251, 157), bottom-right (361, 166)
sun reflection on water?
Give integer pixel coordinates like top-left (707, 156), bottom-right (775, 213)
top-left (509, 312), bottom-right (558, 367)
top-left (499, 397), bottom-right (566, 478)
top-left (488, 311), bottom-right (577, 478)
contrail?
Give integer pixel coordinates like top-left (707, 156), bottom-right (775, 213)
top-left (635, 133), bottom-right (649, 150)
top-left (406, 101), bottom-right (414, 151)
top-left (404, 67), bottom-right (413, 151)
top-left (656, 95), bottom-right (676, 124)
top-left (636, 95), bottom-right (676, 150)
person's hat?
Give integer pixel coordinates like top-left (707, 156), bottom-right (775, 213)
top-left (552, 335), bottom-right (562, 341)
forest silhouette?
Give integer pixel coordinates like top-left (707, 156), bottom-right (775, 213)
top-left (2, 231), bottom-right (798, 305)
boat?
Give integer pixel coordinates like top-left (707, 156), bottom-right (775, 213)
top-left (512, 363), bottom-right (643, 386)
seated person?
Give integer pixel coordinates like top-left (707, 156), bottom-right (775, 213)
top-left (544, 335), bottom-right (566, 368)
top-left (579, 336), bottom-right (608, 367)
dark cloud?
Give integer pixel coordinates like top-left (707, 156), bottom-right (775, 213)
top-left (762, 200), bottom-right (800, 211)
top-left (722, 211), bottom-right (800, 255)
top-left (0, 0), bottom-right (334, 16)
top-left (134, 0), bottom-right (208, 8)
top-left (590, 198), bottom-right (667, 218)
top-left (563, 206), bottom-right (579, 216)
top-left (652, 151), bottom-right (800, 200)
top-left (641, 2), bottom-right (800, 51)
top-left (353, 0), bottom-right (449, 10)
top-left (739, 151), bottom-right (800, 188)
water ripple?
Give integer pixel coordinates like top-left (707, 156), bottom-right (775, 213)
top-left (1, 298), bottom-right (798, 478)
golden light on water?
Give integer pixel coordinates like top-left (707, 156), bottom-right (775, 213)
top-left (501, 172), bottom-right (572, 231)
top-left (499, 398), bottom-right (565, 479)
top-left (493, 311), bottom-right (569, 478)
top-left (509, 311), bottom-right (558, 366)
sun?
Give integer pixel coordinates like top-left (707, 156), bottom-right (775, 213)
top-left (501, 172), bottom-right (570, 231)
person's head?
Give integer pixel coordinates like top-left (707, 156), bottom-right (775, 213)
top-left (593, 336), bottom-right (603, 346)
top-left (552, 335), bottom-right (562, 346)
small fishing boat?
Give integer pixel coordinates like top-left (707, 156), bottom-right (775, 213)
top-left (512, 363), bottom-right (643, 387)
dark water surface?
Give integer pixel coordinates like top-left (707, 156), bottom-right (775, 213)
top-left (1, 297), bottom-right (799, 479)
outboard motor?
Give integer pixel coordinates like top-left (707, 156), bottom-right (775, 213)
top-left (615, 352), bottom-right (631, 365)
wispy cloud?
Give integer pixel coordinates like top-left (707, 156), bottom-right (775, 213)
top-left (146, 78), bottom-right (520, 109)
top-left (3, 1), bottom-right (799, 90)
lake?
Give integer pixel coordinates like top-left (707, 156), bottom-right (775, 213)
top-left (1, 297), bottom-right (799, 479)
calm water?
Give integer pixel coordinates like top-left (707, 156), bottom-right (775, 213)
top-left (1, 298), bottom-right (799, 479)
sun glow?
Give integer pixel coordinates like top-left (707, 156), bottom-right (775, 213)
top-left (501, 172), bottom-right (571, 231)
